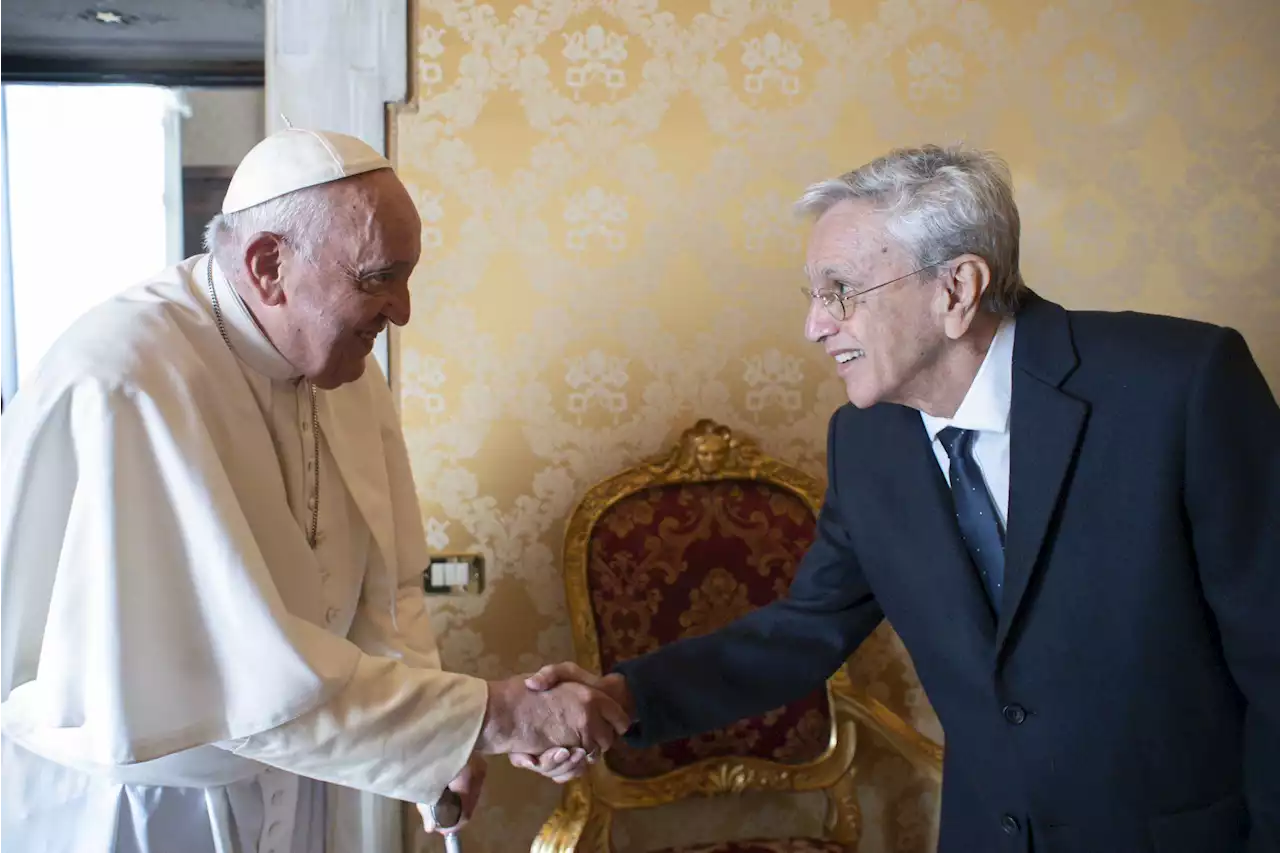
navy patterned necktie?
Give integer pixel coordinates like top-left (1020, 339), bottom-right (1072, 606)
top-left (937, 427), bottom-right (1006, 614)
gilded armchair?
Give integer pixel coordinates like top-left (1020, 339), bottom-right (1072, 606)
top-left (533, 419), bottom-right (942, 853)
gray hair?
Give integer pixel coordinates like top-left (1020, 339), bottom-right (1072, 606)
top-left (203, 185), bottom-right (330, 265)
top-left (795, 144), bottom-right (1025, 314)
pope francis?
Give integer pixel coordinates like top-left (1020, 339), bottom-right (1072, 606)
top-left (0, 129), bottom-right (628, 852)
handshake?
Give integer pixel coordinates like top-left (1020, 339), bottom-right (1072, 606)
top-left (419, 660), bottom-right (634, 835)
top-left (480, 662), bottom-right (633, 782)
top-left (419, 662), bottom-right (633, 836)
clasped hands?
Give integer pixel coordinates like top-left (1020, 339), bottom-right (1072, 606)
top-left (487, 662), bottom-right (632, 782)
top-left (420, 663), bottom-right (630, 835)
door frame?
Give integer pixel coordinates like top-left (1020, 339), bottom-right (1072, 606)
top-left (266, 3), bottom-right (412, 849)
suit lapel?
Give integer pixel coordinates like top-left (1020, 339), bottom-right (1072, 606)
top-left (872, 405), bottom-right (998, 648)
top-left (996, 295), bottom-right (1088, 654)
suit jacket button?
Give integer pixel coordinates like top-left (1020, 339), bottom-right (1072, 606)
top-left (1002, 704), bottom-right (1027, 725)
top-left (1001, 814), bottom-right (1021, 835)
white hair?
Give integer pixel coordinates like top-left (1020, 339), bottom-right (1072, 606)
top-left (203, 184), bottom-right (330, 264)
top-left (795, 144), bottom-right (1025, 314)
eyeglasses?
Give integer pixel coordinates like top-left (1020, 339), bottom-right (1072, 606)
top-left (800, 262), bottom-right (944, 321)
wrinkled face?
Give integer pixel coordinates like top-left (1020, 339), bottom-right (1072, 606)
top-left (803, 200), bottom-right (949, 409)
top-left (266, 170), bottom-right (422, 389)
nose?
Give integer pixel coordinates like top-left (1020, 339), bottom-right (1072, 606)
top-left (804, 295), bottom-right (837, 343)
top-left (383, 283), bottom-right (411, 327)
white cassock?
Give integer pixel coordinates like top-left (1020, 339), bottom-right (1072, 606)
top-left (1, 254), bottom-right (489, 853)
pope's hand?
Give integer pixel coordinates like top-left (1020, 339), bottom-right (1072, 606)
top-left (417, 754), bottom-right (486, 835)
top-left (508, 663), bottom-right (634, 783)
top-left (476, 673), bottom-right (631, 757)
top-left (509, 745), bottom-right (593, 784)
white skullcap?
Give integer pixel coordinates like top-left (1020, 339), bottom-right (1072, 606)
top-left (221, 127), bottom-right (392, 215)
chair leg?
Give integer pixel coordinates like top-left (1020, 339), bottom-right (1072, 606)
top-left (824, 772), bottom-right (862, 849)
top-left (579, 801), bottom-right (614, 853)
top-left (531, 779), bottom-right (614, 853)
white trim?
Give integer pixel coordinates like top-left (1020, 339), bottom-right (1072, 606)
top-left (1, 85), bottom-right (18, 406)
top-left (265, 0), bottom-right (410, 847)
top-left (163, 90), bottom-right (191, 266)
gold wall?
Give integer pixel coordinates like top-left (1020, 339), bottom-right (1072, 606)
top-left (393, 1), bottom-right (1279, 850)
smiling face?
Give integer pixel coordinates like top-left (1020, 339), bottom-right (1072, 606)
top-left (242, 170), bottom-right (422, 388)
top-left (802, 199), bottom-right (953, 410)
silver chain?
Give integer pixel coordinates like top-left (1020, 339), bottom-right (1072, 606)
top-left (207, 258), bottom-right (320, 549)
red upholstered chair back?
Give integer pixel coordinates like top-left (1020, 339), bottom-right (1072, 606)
top-left (586, 478), bottom-right (832, 777)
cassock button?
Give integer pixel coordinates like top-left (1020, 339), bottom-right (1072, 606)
top-left (1002, 704), bottom-right (1027, 725)
top-left (308, 496), bottom-right (318, 511)
top-left (1001, 814), bottom-right (1021, 835)
top-left (326, 607), bottom-right (340, 624)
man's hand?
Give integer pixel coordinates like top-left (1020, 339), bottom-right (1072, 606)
top-left (417, 754), bottom-right (486, 835)
top-left (508, 663), bottom-right (635, 783)
top-left (523, 662), bottom-right (634, 717)
top-left (476, 673), bottom-right (631, 757)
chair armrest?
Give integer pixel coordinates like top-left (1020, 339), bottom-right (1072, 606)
top-left (830, 673), bottom-right (943, 784)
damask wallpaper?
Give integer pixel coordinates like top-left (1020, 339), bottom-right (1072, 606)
top-left (392, 1), bottom-right (1279, 851)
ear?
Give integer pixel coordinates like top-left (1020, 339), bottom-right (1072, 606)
top-left (242, 232), bottom-right (289, 307)
top-left (940, 254), bottom-right (991, 340)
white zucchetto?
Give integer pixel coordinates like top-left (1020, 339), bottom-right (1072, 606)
top-left (221, 128), bottom-right (392, 215)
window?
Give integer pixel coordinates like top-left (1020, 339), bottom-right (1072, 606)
top-left (1, 83), bottom-right (181, 401)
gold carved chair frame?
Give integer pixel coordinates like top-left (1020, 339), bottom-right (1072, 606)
top-left (533, 420), bottom-right (943, 853)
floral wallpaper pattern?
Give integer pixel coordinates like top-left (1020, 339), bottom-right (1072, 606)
top-left (393, 0), bottom-right (1279, 850)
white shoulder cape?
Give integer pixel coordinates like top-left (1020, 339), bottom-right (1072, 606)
top-left (1, 256), bottom-right (435, 773)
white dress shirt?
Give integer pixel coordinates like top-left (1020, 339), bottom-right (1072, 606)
top-left (919, 316), bottom-right (1016, 529)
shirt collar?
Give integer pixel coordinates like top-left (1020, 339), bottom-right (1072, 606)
top-left (206, 255), bottom-right (302, 383)
top-left (920, 315), bottom-right (1016, 441)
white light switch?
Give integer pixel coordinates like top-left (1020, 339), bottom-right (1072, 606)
top-left (431, 562), bottom-right (469, 587)
top-left (424, 555), bottom-right (484, 595)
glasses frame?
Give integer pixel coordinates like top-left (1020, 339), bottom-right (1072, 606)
top-left (801, 261), bottom-right (946, 321)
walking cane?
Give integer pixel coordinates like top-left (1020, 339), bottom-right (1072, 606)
top-left (430, 788), bottom-right (464, 853)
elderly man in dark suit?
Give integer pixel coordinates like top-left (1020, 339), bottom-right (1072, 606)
top-left (515, 144), bottom-right (1280, 853)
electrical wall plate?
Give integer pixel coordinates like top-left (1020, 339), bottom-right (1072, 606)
top-left (423, 554), bottom-right (485, 596)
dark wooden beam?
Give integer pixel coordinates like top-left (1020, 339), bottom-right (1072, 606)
top-left (1, 54), bottom-right (263, 87)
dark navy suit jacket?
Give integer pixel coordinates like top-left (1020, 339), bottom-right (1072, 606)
top-left (616, 294), bottom-right (1280, 853)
